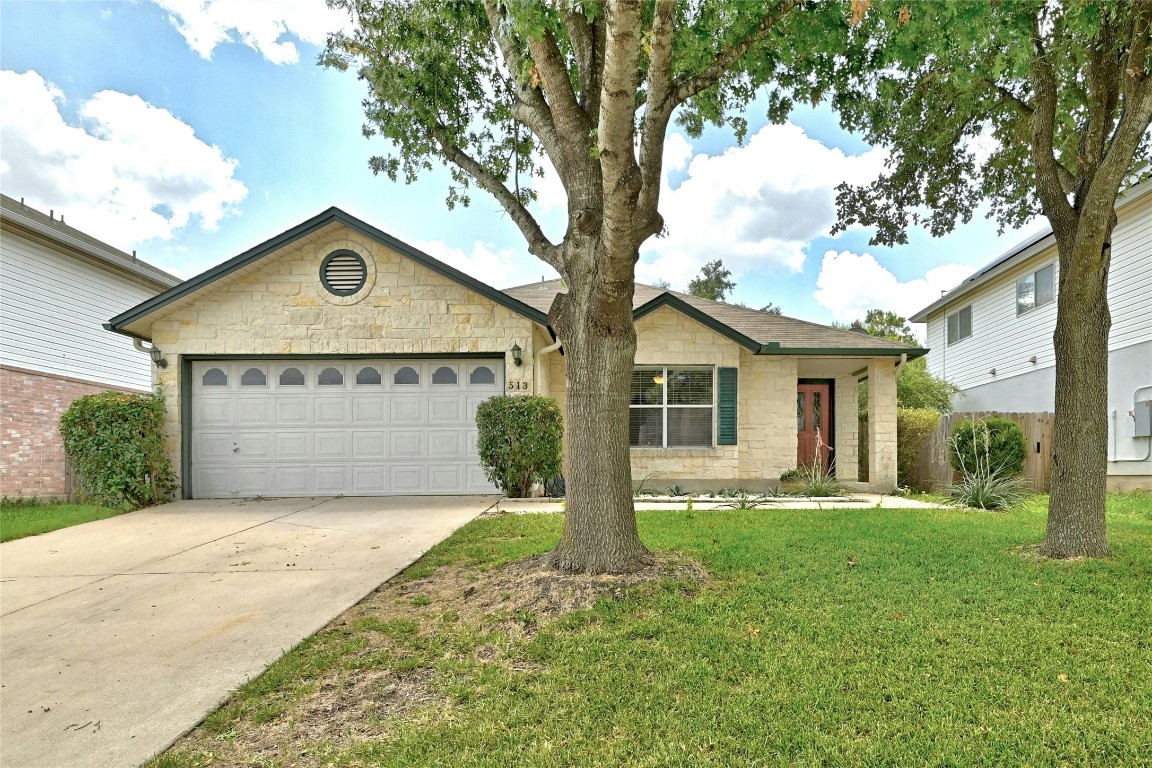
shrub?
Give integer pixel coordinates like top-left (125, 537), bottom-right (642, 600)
top-left (946, 436), bottom-right (1031, 510)
top-left (795, 458), bottom-right (846, 497)
top-left (950, 417), bottom-right (1026, 476)
top-left (59, 390), bottom-right (176, 509)
top-left (475, 395), bottom-right (563, 498)
top-left (897, 408), bottom-right (941, 489)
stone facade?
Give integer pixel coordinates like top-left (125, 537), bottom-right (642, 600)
top-left (867, 358), bottom-right (899, 490)
top-left (147, 225), bottom-right (538, 495)
top-left (0, 366), bottom-right (142, 498)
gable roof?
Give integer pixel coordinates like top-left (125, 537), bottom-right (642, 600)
top-left (1, 194), bottom-right (180, 291)
top-left (503, 279), bottom-right (925, 357)
top-left (909, 179), bottom-right (1152, 323)
top-left (106, 207), bottom-right (550, 339)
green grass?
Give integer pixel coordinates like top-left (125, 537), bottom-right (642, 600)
top-left (157, 493), bottom-right (1152, 767)
top-left (0, 497), bottom-right (128, 542)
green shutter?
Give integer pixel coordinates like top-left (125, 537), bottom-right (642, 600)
top-left (717, 367), bottom-right (738, 445)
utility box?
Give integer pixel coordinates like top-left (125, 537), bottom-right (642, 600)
top-left (1136, 399), bottom-right (1152, 438)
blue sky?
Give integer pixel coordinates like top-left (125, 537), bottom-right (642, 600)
top-left (0, 0), bottom-right (1046, 334)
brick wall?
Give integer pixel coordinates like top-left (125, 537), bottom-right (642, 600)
top-left (0, 365), bottom-right (143, 498)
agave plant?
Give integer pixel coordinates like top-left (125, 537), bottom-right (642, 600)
top-left (945, 429), bottom-right (1030, 510)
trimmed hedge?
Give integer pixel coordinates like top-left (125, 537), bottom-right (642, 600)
top-left (475, 395), bottom-right (563, 498)
top-left (896, 407), bottom-right (940, 489)
top-left (59, 391), bottom-right (176, 508)
top-left (950, 417), bottom-right (1026, 476)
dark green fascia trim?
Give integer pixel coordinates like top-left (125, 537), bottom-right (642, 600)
top-left (633, 293), bottom-right (762, 352)
top-left (178, 352), bottom-right (505, 361)
top-left (758, 346), bottom-right (928, 359)
top-left (107, 207), bottom-right (550, 335)
top-left (180, 355), bottom-right (192, 500)
top-left (102, 323), bottom-right (152, 342)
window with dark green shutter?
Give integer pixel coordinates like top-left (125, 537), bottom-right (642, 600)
top-left (717, 367), bottom-right (738, 445)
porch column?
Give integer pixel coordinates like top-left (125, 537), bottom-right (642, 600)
top-left (834, 374), bottom-right (859, 481)
top-left (867, 358), bottom-right (898, 491)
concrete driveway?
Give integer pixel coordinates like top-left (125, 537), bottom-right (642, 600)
top-left (0, 495), bottom-right (495, 768)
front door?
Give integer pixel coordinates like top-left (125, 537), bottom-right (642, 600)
top-left (797, 383), bottom-right (831, 471)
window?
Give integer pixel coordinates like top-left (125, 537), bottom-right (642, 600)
top-left (356, 366), bottom-right (382, 385)
top-left (946, 305), bottom-right (972, 345)
top-left (628, 366), bottom-right (713, 448)
top-left (318, 367), bottom-right (344, 386)
top-left (202, 368), bottom-right (227, 386)
top-left (432, 366), bottom-right (458, 385)
top-left (393, 366), bottom-right (420, 385)
top-left (320, 250), bottom-right (367, 296)
top-left (279, 367), bottom-right (305, 386)
top-left (1017, 264), bottom-right (1055, 315)
top-left (240, 367), bottom-right (266, 386)
top-left (469, 366), bottom-right (496, 385)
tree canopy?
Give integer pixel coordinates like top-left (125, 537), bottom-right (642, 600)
top-left (687, 258), bottom-right (736, 301)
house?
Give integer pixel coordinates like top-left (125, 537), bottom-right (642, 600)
top-left (910, 183), bottom-right (1152, 492)
top-left (0, 194), bottom-right (181, 498)
top-left (105, 207), bottom-right (922, 500)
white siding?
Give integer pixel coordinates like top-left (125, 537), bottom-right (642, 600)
top-left (924, 196), bottom-right (1152, 393)
top-left (1, 232), bottom-right (160, 390)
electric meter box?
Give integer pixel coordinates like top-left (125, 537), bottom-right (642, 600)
top-left (1136, 399), bottom-right (1152, 438)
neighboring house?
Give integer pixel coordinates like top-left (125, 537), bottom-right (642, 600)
top-left (105, 207), bottom-right (922, 500)
top-left (0, 194), bottom-right (180, 498)
top-left (910, 183), bottom-right (1152, 491)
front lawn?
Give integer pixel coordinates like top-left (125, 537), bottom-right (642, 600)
top-left (156, 493), bottom-right (1151, 767)
top-left (0, 498), bottom-right (127, 542)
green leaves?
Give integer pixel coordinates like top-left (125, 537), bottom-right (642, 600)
top-left (475, 395), bottom-right (563, 498)
top-left (58, 391), bottom-right (176, 509)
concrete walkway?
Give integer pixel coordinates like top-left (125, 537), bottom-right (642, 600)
top-left (0, 496), bottom-right (495, 768)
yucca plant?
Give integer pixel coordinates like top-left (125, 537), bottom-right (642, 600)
top-left (945, 425), bottom-right (1030, 510)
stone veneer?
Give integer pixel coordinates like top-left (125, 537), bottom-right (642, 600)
top-left (868, 358), bottom-right (899, 490)
top-left (147, 225), bottom-right (538, 494)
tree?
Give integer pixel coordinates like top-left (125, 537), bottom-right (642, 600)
top-left (687, 258), bottom-right (736, 301)
top-left (796, 1), bottom-right (1152, 557)
top-left (323, 0), bottom-right (809, 572)
top-left (861, 309), bottom-right (918, 345)
top-left (847, 308), bottom-right (959, 413)
top-left (650, 278), bottom-right (672, 290)
top-left (760, 302), bottom-right (784, 315)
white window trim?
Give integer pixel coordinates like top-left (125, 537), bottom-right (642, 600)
top-left (1016, 262), bottom-right (1056, 316)
top-left (946, 305), bottom-right (972, 346)
top-left (629, 365), bottom-right (715, 449)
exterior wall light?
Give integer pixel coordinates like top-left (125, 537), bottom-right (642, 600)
top-left (150, 346), bottom-right (168, 369)
top-left (510, 343), bottom-right (523, 367)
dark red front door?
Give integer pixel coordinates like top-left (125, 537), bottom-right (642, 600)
top-left (797, 383), bottom-right (831, 470)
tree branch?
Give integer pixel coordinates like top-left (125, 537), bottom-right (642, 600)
top-left (429, 123), bottom-right (561, 269)
top-left (565, 8), bottom-right (603, 119)
top-left (526, 28), bottom-right (595, 144)
top-left (1029, 11), bottom-right (1077, 238)
top-left (670, 0), bottom-right (800, 107)
top-left (635, 0), bottom-right (677, 242)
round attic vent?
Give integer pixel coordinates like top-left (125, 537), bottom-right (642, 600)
top-left (320, 250), bottom-right (367, 296)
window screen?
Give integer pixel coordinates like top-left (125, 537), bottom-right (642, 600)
top-left (628, 366), bottom-right (713, 448)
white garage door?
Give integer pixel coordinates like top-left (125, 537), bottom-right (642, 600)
top-left (190, 359), bottom-right (503, 498)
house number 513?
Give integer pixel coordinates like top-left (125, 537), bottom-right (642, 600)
top-left (507, 381), bottom-right (529, 391)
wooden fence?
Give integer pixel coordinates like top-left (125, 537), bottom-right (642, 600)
top-left (911, 411), bottom-right (1054, 492)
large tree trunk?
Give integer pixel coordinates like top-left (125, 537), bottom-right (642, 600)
top-left (546, 243), bottom-right (651, 573)
top-left (1041, 234), bottom-right (1112, 558)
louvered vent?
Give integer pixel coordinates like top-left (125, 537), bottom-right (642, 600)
top-left (320, 251), bottom-right (367, 296)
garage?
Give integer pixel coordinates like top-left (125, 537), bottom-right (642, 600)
top-left (190, 358), bottom-right (503, 498)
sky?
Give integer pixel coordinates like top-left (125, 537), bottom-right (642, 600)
top-left (0, 0), bottom-right (1050, 339)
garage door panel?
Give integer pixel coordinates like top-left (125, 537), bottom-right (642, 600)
top-left (428, 465), bottom-right (462, 491)
top-left (428, 396), bottom-right (463, 423)
top-left (315, 431), bottom-right (350, 459)
top-left (236, 432), bottom-right (272, 459)
top-left (389, 465), bottom-right (425, 493)
top-left (192, 358), bottom-right (503, 497)
top-left (274, 432), bottom-right (310, 460)
top-left (353, 396), bottom-right (388, 423)
top-left (194, 399), bottom-right (234, 427)
top-left (352, 431), bottom-right (387, 458)
top-left (275, 397), bottom-right (310, 425)
top-left (274, 466), bottom-right (311, 495)
top-left (389, 430), bottom-right (424, 458)
top-left (390, 396), bottom-right (424, 423)
top-left (315, 397), bottom-right (350, 424)
top-left (236, 398), bottom-right (272, 426)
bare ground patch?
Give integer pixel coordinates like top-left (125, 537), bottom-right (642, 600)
top-left (160, 554), bottom-right (706, 767)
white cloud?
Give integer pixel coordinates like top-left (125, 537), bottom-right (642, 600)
top-left (151, 0), bottom-right (349, 65)
top-left (0, 69), bottom-right (247, 248)
top-left (411, 239), bottom-right (558, 291)
top-left (814, 249), bottom-right (973, 336)
top-left (636, 122), bottom-right (886, 290)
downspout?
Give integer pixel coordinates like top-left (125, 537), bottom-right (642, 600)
top-left (133, 339), bottom-right (157, 356)
top-left (534, 335), bottom-right (563, 395)
top-left (896, 352), bottom-right (908, 372)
